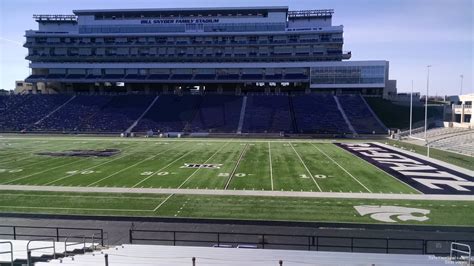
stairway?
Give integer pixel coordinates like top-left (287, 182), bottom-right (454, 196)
top-left (236, 96), bottom-right (247, 134)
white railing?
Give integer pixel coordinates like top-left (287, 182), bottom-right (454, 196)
top-left (0, 241), bottom-right (13, 266)
top-left (450, 242), bottom-right (471, 265)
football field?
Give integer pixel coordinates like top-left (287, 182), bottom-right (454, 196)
top-left (0, 137), bottom-right (416, 193)
top-left (0, 136), bottom-right (473, 226)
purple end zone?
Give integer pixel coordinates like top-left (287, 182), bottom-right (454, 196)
top-left (335, 143), bottom-right (474, 195)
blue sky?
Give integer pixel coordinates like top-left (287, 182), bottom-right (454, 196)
top-left (0, 0), bottom-right (472, 95)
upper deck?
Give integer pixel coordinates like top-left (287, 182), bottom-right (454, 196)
top-left (29, 6), bottom-right (336, 35)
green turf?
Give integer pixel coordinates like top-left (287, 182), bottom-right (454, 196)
top-left (0, 136), bottom-right (471, 226)
top-left (0, 190), bottom-right (472, 226)
top-left (384, 139), bottom-right (474, 171)
top-left (0, 137), bottom-right (420, 193)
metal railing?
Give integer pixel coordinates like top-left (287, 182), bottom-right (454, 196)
top-left (0, 241), bottom-right (13, 266)
top-left (129, 229), bottom-right (473, 256)
top-left (450, 242), bottom-right (471, 265)
top-left (64, 235), bottom-right (86, 257)
top-left (0, 225), bottom-right (104, 246)
top-left (27, 238), bottom-right (56, 266)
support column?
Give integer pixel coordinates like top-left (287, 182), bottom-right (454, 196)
top-left (40, 82), bottom-right (46, 94)
top-left (235, 85), bottom-right (242, 95)
top-left (460, 104), bottom-right (465, 124)
top-left (302, 83), bottom-right (310, 94)
top-left (66, 84), bottom-right (73, 94)
top-left (31, 83), bottom-right (38, 94)
top-left (174, 85), bottom-right (181, 94)
top-left (264, 85), bottom-right (271, 94)
top-left (217, 84), bottom-right (223, 94)
top-left (451, 105), bottom-right (456, 124)
top-left (275, 86), bottom-right (281, 94)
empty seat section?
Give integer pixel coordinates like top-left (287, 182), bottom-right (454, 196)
top-left (34, 95), bottom-right (112, 132)
top-left (242, 95), bottom-right (293, 133)
top-left (338, 95), bottom-right (386, 134)
top-left (0, 94), bottom-right (71, 131)
top-left (189, 95), bottom-right (243, 133)
top-left (292, 94), bottom-right (350, 134)
top-left (82, 95), bottom-right (154, 132)
top-left (135, 95), bottom-right (202, 132)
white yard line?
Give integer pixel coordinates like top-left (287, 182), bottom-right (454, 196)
top-left (87, 143), bottom-right (187, 187)
top-left (0, 142), bottom-right (81, 165)
top-left (1, 185), bottom-right (472, 201)
top-left (311, 143), bottom-right (372, 193)
top-left (288, 142), bottom-right (322, 192)
top-left (268, 142), bottom-right (274, 191)
top-left (224, 143), bottom-right (248, 190)
top-left (131, 148), bottom-right (197, 188)
top-left (1, 157), bottom-right (91, 185)
top-left (177, 142), bottom-right (229, 189)
top-left (0, 193), bottom-right (166, 200)
top-left (153, 194), bottom-right (174, 211)
top-left (0, 205), bottom-right (151, 212)
top-left (43, 144), bottom-right (152, 186)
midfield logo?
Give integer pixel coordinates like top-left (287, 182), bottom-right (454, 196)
top-left (354, 205), bottom-right (430, 223)
top-left (181, 163), bottom-right (222, 169)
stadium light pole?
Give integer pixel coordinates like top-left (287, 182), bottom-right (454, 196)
top-left (460, 74), bottom-right (464, 95)
top-left (409, 80), bottom-right (413, 136)
top-left (424, 65), bottom-right (431, 141)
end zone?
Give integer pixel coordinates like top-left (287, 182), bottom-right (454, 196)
top-left (336, 143), bottom-right (474, 195)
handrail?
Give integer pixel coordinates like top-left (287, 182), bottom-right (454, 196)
top-left (92, 231), bottom-right (108, 249)
top-left (27, 238), bottom-right (56, 266)
top-left (0, 241), bottom-right (14, 266)
top-left (129, 229), bottom-right (473, 256)
top-left (64, 234), bottom-right (86, 257)
top-left (0, 224), bottom-right (104, 246)
top-left (450, 242), bottom-right (471, 264)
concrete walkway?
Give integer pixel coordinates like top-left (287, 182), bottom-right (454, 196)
top-left (1, 185), bottom-right (473, 201)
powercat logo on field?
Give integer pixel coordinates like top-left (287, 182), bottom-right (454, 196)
top-left (336, 143), bottom-right (474, 195)
top-left (354, 205), bottom-right (430, 223)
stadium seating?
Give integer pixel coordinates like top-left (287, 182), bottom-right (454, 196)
top-left (410, 127), bottom-right (473, 156)
top-left (0, 93), bottom-right (388, 135)
top-left (189, 95), bottom-right (243, 133)
top-left (35, 244), bottom-right (452, 266)
top-left (411, 127), bottom-right (470, 140)
top-left (242, 95), bottom-right (293, 133)
top-left (0, 94), bottom-right (71, 131)
top-left (135, 94), bottom-right (202, 133)
top-left (81, 95), bottom-right (154, 132)
top-left (430, 131), bottom-right (473, 156)
top-left (33, 95), bottom-right (112, 132)
top-left (292, 94), bottom-right (350, 134)
top-left (337, 95), bottom-right (387, 134)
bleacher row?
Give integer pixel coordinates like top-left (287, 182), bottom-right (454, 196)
top-left (0, 94), bottom-right (387, 135)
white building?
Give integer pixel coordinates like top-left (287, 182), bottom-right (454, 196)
top-left (446, 93), bottom-right (473, 128)
top-left (24, 6), bottom-right (394, 95)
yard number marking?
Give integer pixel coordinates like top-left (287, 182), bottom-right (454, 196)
top-left (0, 169), bottom-right (23, 173)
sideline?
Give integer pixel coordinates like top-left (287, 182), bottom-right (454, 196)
top-left (0, 185), bottom-right (472, 201)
